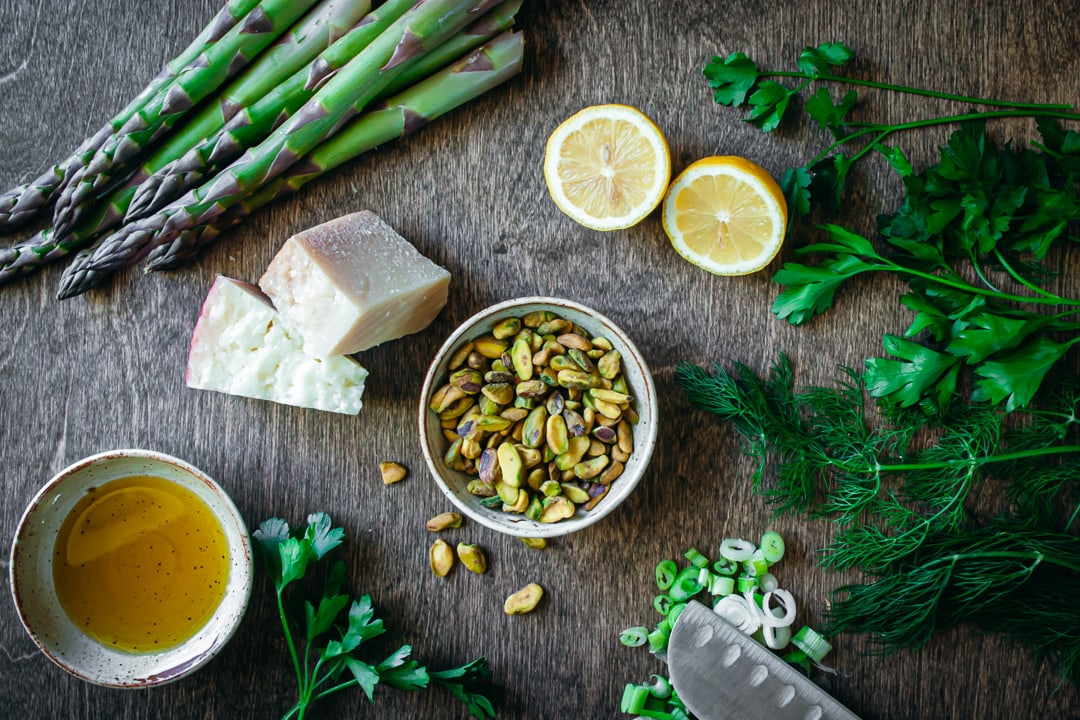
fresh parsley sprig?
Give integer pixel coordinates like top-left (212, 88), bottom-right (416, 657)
top-left (253, 513), bottom-right (497, 720)
top-left (705, 43), bottom-right (1080, 414)
top-left (703, 43), bottom-right (1080, 216)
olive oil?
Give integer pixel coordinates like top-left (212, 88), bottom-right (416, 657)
top-left (53, 475), bottom-right (229, 653)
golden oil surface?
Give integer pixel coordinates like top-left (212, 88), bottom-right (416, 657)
top-left (53, 475), bottom-right (229, 654)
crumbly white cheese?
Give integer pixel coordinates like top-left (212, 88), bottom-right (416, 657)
top-left (258, 211), bottom-right (451, 357)
top-left (186, 276), bottom-right (368, 415)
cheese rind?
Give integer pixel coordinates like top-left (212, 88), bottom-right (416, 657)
top-left (258, 211), bottom-right (451, 357)
top-left (186, 276), bottom-right (368, 414)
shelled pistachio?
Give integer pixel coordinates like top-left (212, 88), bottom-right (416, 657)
top-left (429, 311), bottom-right (638, 525)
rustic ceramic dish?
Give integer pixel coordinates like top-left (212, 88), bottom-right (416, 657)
top-left (9, 449), bottom-right (253, 687)
top-left (419, 296), bottom-right (658, 538)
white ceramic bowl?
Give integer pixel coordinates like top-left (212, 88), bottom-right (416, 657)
top-left (419, 297), bottom-right (658, 538)
top-left (9, 449), bottom-right (253, 687)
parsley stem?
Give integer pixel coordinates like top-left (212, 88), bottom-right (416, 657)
top-left (808, 109), bottom-right (1080, 170)
top-left (881, 257), bottom-right (1080, 307)
top-left (762, 71), bottom-right (1076, 111)
top-left (992, 248), bottom-right (1065, 302)
top-left (277, 588), bottom-right (305, 694)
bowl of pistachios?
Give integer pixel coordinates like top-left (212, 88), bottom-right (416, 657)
top-left (418, 296), bottom-right (657, 538)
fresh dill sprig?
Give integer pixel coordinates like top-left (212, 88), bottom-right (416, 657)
top-left (675, 355), bottom-right (1080, 684)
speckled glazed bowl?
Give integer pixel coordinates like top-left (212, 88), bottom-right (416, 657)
top-left (9, 449), bottom-right (253, 687)
top-left (419, 296), bottom-right (658, 538)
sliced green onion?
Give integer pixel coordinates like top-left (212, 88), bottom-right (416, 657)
top-left (620, 626), bottom-right (649, 647)
top-left (668, 566), bottom-right (703, 602)
top-left (758, 572), bottom-right (779, 593)
top-left (653, 593), bottom-right (673, 617)
top-left (744, 549), bottom-right (769, 577)
top-left (647, 625), bottom-right (670, 654)
top-left (713, 594), bottom-right (760, 635)
top-left (763, 609), bottom-right (792, 650)
top-left (736, 575), bottom-right (757, 593)
top-left (708, 574), bottom-right (735, 596)
top-left (782, 649), bottom-right (811, 675)
top-left (668, 602), bottom-right (687, 628)
top-left (760, 530), bottom-right (785, 564)
top-left (792, 625), bottom-right (832, 663)
top-left (646, 674), bottom-right (673, 699)
top-left (719, 537), bottom-right (755, 562)
top-left (712, 558), bottom-right (738, 576)
top-left (684, 547), bottom-right (709, 568)
top-left (621, 683), bottom-right (650, 713)
top-left (655, 559), bottom-right (678, 590)
top-left (760, 589), bottom-right (796, 628)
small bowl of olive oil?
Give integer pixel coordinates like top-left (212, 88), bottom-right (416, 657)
top-left (9, 449), bottom-right (253, 687)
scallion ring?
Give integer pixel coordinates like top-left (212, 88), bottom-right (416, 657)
top-left (758, 572), bottom-right (779, 593)
top-left (719, 538), bottom-right (755, 562)
top-left (655, 559), bottom-right (677, 591)
top-left (792, 625), bottom-right (832, 663)
top-left (763, 612), bottom-right (792, 650)
top-left (759, 531), bottom-right (785, 564)
top-left (684, 547), bottom-right (709, 569)
top-left (760, 589), bottom-right (796, 628)
top-left (619, 626), bottom-right (649, 647)
top-left (668, 566), bottom-right (703, 602)
top-left (713, 594), bottom-right (760, 635)
top-left (646, 674), bottom-right (673, 699)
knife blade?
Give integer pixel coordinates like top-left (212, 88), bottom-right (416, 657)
top-left (667, 601), bottom-right (861, 720)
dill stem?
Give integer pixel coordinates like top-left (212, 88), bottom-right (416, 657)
top-left (877, 444), bottom-right (1080, 472)
top-left (761, 70), bottom-right (1077, 112)
top-left (931, 549), bottom-right (1080, 575)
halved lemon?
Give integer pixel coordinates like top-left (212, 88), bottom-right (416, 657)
top-left (544, 104), bottom-right (671, 231)
top-left (662, 156), bottom-right (788, 276)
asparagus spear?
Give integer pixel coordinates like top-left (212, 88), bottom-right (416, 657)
top-left (72, 0), bottom-right (502, 288)
top-left (0, 0), bottom-right (370, 286)
top-left (144, 31), bottom-right (525, 272)
top-left (51, 0), bottom-right (321, 239)
top-left (0, 0), bottom-right (262, 233)
top-left (126, 0), bottom-right (379, 221)
top-left (126, 0), bottom-right (420, 222)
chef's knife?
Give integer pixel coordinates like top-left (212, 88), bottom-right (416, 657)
top-left (667, 601), bottom-right (861, 720)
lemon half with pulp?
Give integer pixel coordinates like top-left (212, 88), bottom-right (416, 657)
top-left (544, 104), bottom-right (671, 231)
top-left (662, 156), bottom-right (788, 275)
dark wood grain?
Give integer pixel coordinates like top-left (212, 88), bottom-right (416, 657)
top-left (2, 0), bottom-right (1079, 718)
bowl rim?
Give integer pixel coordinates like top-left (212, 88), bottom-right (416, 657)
top-left (418, 296), bottom-right (658, 537)
top-left (8, 448), bottom-right (254, 688)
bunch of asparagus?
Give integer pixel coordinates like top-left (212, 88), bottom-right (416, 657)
top-left (0, 0), bottom-right (525, 298)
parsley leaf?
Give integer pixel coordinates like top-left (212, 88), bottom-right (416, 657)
top-left (431, 658), bottom-right (499, 720)
top-left (746, 80), bottom-right (791, 132)
top-left (797, 42), bottom-right (854, 76)
top-left (780, 166), bottom-right (813, 217)
top-left (971, 336), bottom-right (1080, 410)
top-left (864, 335), bottom-right (961, 410)
top-left (805, 87), bottom-right (858, 138)
top-left (304, 511), bottom-right (345, 559)
top-left (702, 52), bottom-right (760, 107)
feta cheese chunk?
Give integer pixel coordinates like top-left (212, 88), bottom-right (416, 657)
top-left (186, 276), bottom-right (368, 414)
top-left (258, 211), bottom-right (451, 357)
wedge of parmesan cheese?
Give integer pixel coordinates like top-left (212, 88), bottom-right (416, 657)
top-left (186, 276), bottom-right (367, 414)
top-left (258, 211), bottom-right (451, 357)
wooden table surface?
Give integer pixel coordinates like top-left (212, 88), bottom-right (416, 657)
top-left (2, 0), bottom-right (1080, 718)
